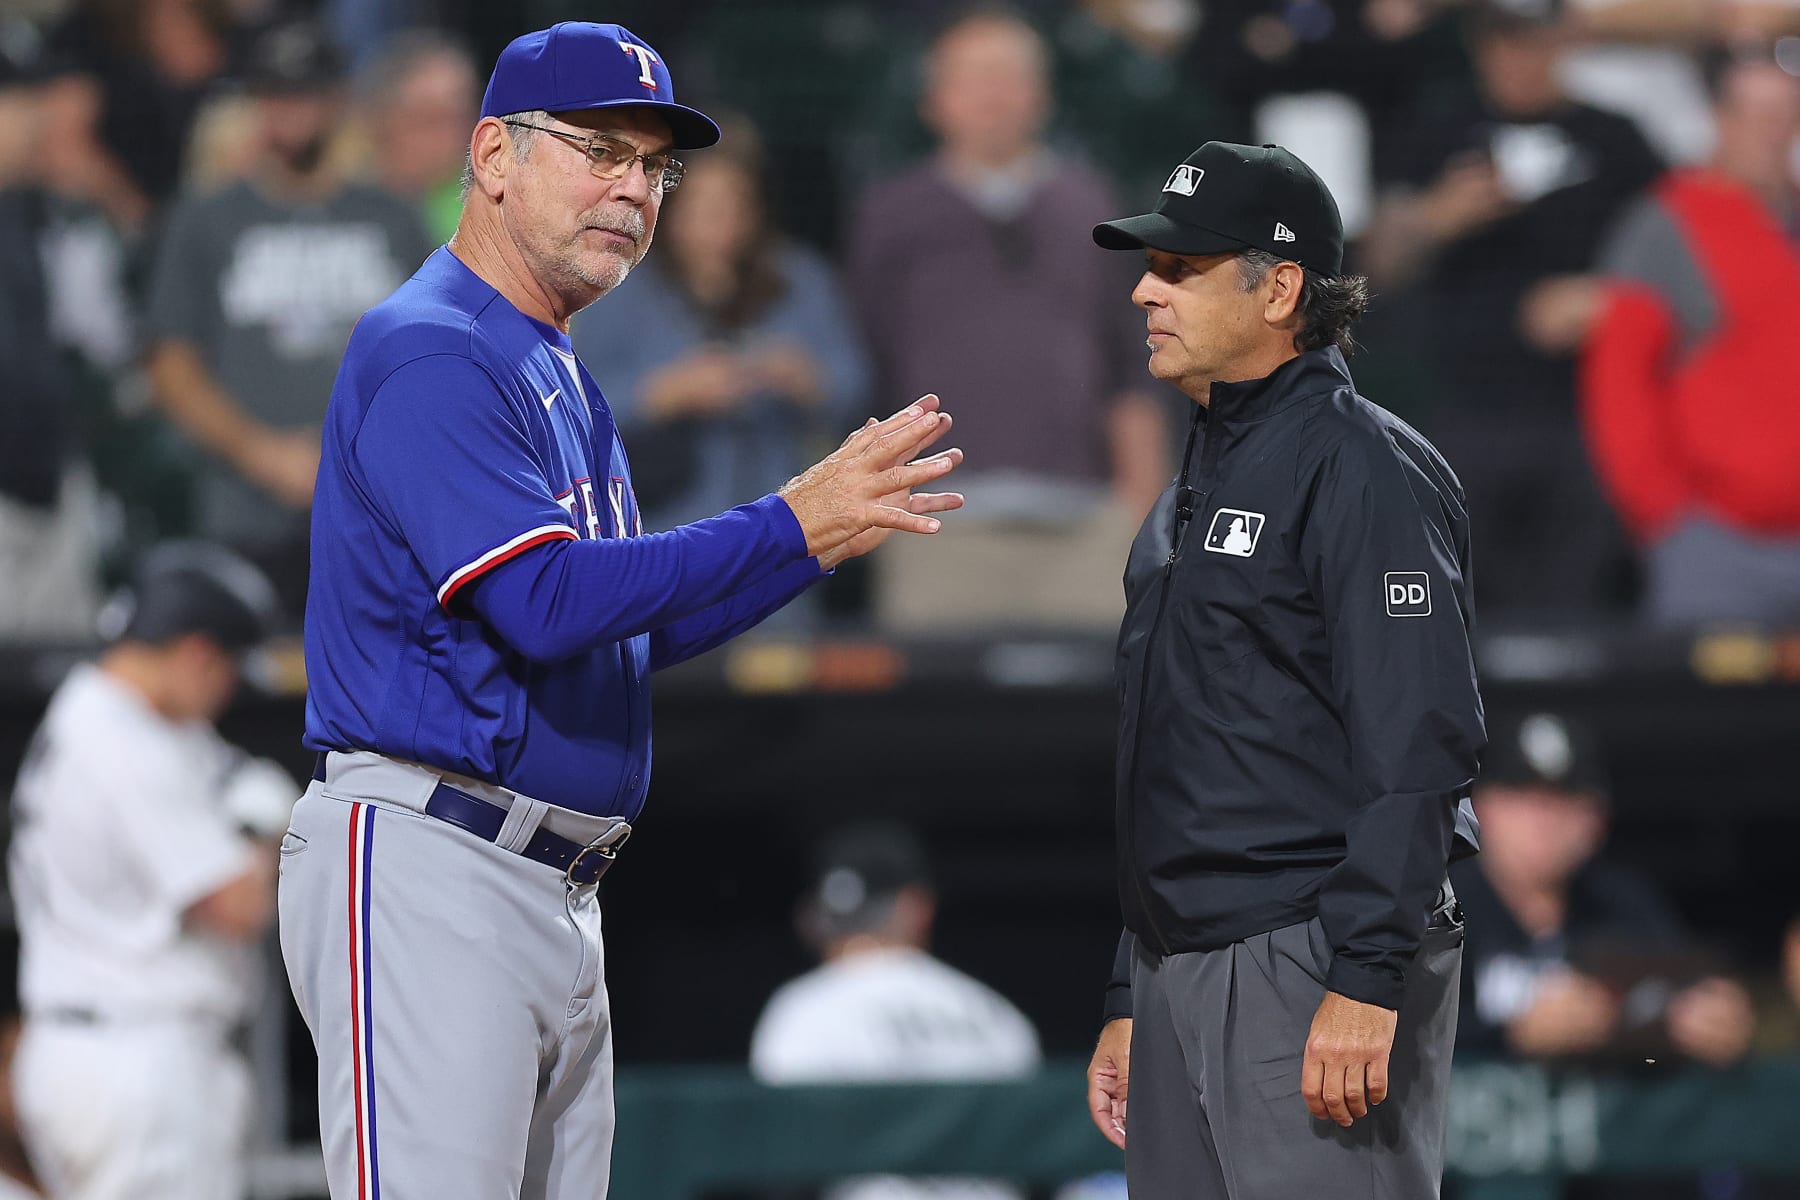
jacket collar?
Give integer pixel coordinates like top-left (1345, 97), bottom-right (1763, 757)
top-left (1204, 345), bottom-right (1352, 422)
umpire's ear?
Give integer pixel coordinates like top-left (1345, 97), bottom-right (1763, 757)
top-left (468, 117), bottom-right (514, 200)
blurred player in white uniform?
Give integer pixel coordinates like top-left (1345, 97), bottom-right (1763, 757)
top-left (8, 544), bottom-right (293, 1200)
top-left (751, 824), bottom-right (1040, 1200)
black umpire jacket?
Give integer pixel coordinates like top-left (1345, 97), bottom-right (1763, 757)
top-left (1105, 346), bottom-right (1484, 1016)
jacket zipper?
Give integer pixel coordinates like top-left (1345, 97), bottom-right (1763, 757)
top-left (1122, 404), bottom-right (1207, 956)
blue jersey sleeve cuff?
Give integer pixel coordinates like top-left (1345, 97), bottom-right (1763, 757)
top-left (752, 492), bottom-right (812, 564)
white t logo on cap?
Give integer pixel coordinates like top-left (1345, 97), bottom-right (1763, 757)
top-left (619, 41), bottom-right (659, 90)
top-left (1164, 165), bottom-right (1204, 196)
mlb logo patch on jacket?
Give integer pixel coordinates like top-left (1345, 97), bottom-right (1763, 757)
top-left (1204, 508), bottom-right (1265, 557)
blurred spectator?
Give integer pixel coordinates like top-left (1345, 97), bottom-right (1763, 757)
top-left (182, 90), bottom-right (264, 191)
top-left (1580, 50), bottom-right (1800, 628)
top-left (1073, 0), bottom-right (1199, 56)
top-left (143, 20), bottom-right (433, 615)
top-left (573, 124), bottom-right (870, 576)
top-left (8, 543), bottom-right (291, 1200)
top-left (1558, 0), bottom-right (1713, 164)
top-left (1751, 915), bottom-right (1800, 1052)
top-left (1191, 0), bottom-right (1468, 124)
top-left (750, 822), bottom-right (1041, 1200)
top-left (1450, 711), bottom-right (1756, 1067)
top-left (1186, 0), bottom-right (1468, 229)
top-left (353, 29), bottom-right (479, 244)
top-left (1560, 0), bottom-right (1800, 164)
top-left (38, 0), bottom-right (243, 232)
top-left (1051, 1), bottom-right (1229, 204)
top-left (685, 2), bottom-right (893, 248)
top-left (1362, 0), bottom-right (1662, 619)
top-left (0, 1019), bottom-right (40, 1197)
top-left (847, 5), bottom-right (1166, 632)
top-left (0, 39), bottom-right (104, 641)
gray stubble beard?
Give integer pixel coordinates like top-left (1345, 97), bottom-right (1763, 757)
top-left (566, 210), bottom-right (651, 300)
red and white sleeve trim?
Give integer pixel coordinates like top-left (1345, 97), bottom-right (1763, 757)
top-left (436, 524), bottom-right (577, 611)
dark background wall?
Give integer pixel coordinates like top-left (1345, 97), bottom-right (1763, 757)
top-left (4, 629), bottom-right (1796, 1076)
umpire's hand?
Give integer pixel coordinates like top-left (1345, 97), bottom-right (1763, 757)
top-left (1086, 1017), bottom-right (1131, 1149)
top-left (778, 395), bottom-right (963, 567)
top-left (1303, 992), bottom-right (1398, 1127)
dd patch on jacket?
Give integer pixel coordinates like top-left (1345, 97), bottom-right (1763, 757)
top-left (1203, 508), bottom-right (1265, 557)
top-left (1385, 572), bottom-right (1432, 617)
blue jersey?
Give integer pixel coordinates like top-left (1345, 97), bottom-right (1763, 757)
top-left (305, 248), bottom-right (815, 818)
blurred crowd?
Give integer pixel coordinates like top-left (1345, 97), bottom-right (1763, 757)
top-left (0, 0), bottom-right (1796, 640)
top-left (1, 0), bottom-right (1799, 1189)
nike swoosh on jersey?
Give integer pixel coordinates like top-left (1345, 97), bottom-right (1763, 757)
top-left (541, 389), bottom-right (561, 410)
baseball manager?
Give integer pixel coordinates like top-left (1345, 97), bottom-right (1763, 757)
top-left (1083, 142), bottom-right (1485, 1198)
top-left (280, 21), bottom-right (962, 1199)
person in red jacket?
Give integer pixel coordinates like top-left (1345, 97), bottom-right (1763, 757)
top-left (1581, 49), bottom-right (1800, 627)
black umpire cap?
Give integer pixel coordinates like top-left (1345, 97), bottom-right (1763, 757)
top-left (1481, 711), bottom-right (1610, 796)
top-left (108, 542), bottom-right (281, 652)
top-left (1094, 141), bottom-right (1346, 276)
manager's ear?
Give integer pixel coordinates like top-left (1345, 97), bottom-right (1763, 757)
top-left (468, 117), bottom-right (514, 200)
top-left (1262, 260), bottom-right (1305, 327)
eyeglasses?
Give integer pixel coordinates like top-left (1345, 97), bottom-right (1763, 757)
top-left (503, 120), bottom-right (685, 192)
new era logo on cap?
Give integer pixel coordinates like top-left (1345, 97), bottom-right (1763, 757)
top-left (1164, 165), bottom-right (1204, 196)
top-left (1273, 222), bottom-right (1296, 242)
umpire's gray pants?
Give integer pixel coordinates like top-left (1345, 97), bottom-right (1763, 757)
top-left (1127, 915), bottom-right (1462, 1199)
top-left (278, 753), bottom-right (617, 1199)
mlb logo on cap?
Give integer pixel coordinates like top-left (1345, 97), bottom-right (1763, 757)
top-left (1165, 165), bottom-right (1204, 196)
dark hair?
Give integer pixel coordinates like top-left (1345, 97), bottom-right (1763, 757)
top-left (659, 120), bottom-right (788, 331)
top-left (1236, 249), bottom-right (1371, 356)
top-left (1698, 42), bottom-right (1786, 104)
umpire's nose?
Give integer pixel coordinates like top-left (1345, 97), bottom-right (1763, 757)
top-left (1134, 270), bottom-right (1169, 311)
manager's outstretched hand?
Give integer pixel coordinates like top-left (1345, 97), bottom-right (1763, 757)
top-left (779, 395), bottom-right (964, 565)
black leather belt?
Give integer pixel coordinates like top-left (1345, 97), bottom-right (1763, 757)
top-left (313, 755), bottom-right (625, 886)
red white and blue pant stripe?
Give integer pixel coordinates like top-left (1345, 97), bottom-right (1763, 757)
top-left (347, 804), bottom-right (381, 1198)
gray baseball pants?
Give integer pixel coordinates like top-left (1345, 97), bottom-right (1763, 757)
top-left (278, 752), bottom-right (623, 1199)
top-left (1126, 912), bottom-right (1463, 1199)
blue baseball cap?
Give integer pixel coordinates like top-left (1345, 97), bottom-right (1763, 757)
top-left (479, 22), bottom-right (721, 149)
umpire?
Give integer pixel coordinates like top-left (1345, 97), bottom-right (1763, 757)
top-left (1083, 143), bottom-right (1485, 1198)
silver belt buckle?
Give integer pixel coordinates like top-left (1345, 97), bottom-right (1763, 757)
top-left (565, 822), bottom-right (631, 886)
top-left (1429, 879), bottom-right (1461, 929)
